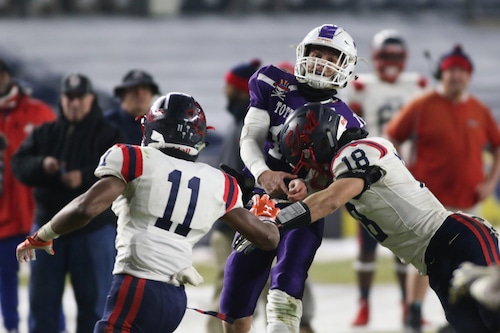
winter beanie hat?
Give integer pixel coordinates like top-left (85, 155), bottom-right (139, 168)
top-left (225, 59), bottom-right (262, 93)
top-left (439, 44), bottom-right (473, 74)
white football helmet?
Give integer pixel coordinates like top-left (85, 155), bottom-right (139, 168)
top-left (295, 24), bottom-right (357, 90)
top-left (371, 29), bottom-right (407, 83)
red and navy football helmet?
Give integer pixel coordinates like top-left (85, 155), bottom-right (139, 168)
top-left (279, 102), bottom-right (349, 176)
top-left (371, 29), bottom-right (407, 83)
top-left (141, 92), bottom-right (208, 161)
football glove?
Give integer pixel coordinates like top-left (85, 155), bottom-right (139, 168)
top-left (233, 194), bottom-right (280, 254)
top-left (249, 194), bottom-right (280, 221)
top-left (233, 232), bottom-right (256, 254)
top-left (16, 232), bottom-right (54, 263)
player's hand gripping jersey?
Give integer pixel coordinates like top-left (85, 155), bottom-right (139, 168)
top-left (95, 144), bottom-right (243, 284)
top-left (332, 137), bottom-right (449, 273)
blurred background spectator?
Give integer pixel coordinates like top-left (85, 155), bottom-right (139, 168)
top-left (0, 57), bottom-right (56, 333)
top-left (11, 73), bottom-right (124, 333)
top-left (104, 69), bottom-right (160, 145)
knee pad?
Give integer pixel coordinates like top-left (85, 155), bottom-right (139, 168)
top-left (266, 289), bottom-right (302, 333)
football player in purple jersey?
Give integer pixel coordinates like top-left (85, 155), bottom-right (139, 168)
top-left (220, 24), bottom-right (365, 333)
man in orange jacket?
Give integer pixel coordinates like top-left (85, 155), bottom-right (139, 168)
top-left (0, 57), bottom-right (56, 333)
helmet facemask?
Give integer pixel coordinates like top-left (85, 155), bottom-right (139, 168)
top-left (371, 29), bottom-right (407, 83)
top-left (295, 45), bottom-right (356, 90)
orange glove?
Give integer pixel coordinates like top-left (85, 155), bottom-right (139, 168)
top-left (16, 232), bottom-right (54, 263)
top-left (249, 194), bottom-right (280, 221)
top-left (233, 194), bottom-right (280, 254)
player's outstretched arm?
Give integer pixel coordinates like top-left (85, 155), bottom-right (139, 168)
top-left (16, 176), bottom-right (126, 262)
top-left (222, 195), bottom-right (280, 252)
top-left (303, 177), bottom-right (364, 222)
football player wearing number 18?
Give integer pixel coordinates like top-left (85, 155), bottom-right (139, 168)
top-left (273, 102), bottom-right (500, 333)
top-left (15, 92), bottom-right (281, 333)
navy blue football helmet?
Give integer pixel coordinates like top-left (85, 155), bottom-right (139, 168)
top-left (279, 102), bottom-right (349, 175)
top-left (142, 92), bottom-right (208, 161)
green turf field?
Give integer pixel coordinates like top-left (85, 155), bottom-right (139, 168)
top-left (194, 255), bottom-right (399, 286)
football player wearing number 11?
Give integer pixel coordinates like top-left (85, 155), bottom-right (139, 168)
top-left (15, 92), bottom-right (281, 333)
top-left (269, 102), bottom-right (500, 333)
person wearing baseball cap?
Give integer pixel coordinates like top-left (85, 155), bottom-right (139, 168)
top-left (11, 71), bottom-right (124, 333)
top-left (105, 69), bottom-right (160, 144)
top-left (59, 72), bottom-right (96, 123)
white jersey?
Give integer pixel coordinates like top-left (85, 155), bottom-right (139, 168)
top-left (332, 137), bottom-right (450, 273)
top-left (95, 144), bottom-right (243, 283)
top-left (342, 72), bottom-right (427, 137)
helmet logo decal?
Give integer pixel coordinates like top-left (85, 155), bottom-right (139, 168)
top-left (285, 110), bottom-right (319, 159)
top-left (318, 25), bottom-right (337, 39)
top-left (146, 107), bottom-right (164, 122)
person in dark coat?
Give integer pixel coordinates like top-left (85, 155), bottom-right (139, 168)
top-left (11, 72), bottom-right (124, 333)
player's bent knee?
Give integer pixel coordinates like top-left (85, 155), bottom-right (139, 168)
top-left (266, 289), bottom-right (302, 333)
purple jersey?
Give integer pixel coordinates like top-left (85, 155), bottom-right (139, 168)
top-left (248, 65), bottom-right (365, 173)
top-left (221, 65), bottom-right (364, 321)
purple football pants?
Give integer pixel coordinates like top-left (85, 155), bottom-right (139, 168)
top-left (220, 219), bottom-right (324, 319)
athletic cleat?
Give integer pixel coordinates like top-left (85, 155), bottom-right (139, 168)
top-left (402, 302), bottom-right (430, 326)
top-left (351, 299), bottom-right (369, 326)
top-left (404, 303), bottom-right (422, 333)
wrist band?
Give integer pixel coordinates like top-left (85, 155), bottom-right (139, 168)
top-left (276, 201), bottom-right (311, 232)
top-left (37, 221), bottom-right (60, 241)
